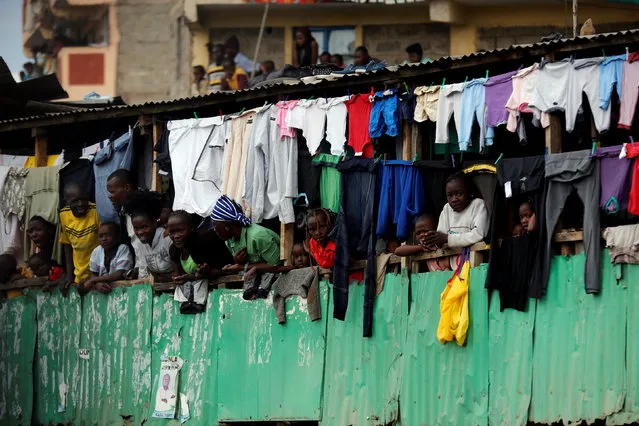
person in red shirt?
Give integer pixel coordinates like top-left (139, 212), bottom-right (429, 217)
top-left (306, 209), bottom-right (335, 269)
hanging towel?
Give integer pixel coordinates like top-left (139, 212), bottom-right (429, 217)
top-left (437, 248), bottom-right (470, 346)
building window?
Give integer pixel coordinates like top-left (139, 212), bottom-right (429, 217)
top-left (308, 27), bottom-right (355, 64)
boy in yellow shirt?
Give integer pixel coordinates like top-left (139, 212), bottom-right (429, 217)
top-left (59, 183), bottom-right (100, 290)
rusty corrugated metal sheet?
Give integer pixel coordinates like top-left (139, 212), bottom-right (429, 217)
top-left (529, 255), bottom-right (626, 424)
top-left (0, 292), bottom-right (36, 426)
top-left (216, 285), bottom-right (328, 422)
top-left (487, 294), bottom-right (535, 426)
top-left (401, 266), bottom-right (489, 426)
top-left (33, 288), bottom-right (82, 425)
top-left (321, 273), bottom-right (408, 426)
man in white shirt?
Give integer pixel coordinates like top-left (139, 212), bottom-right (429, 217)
top-left (155, 374), bottom-right (176, 412)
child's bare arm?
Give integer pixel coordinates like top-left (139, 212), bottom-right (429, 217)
top-left (394, 245), bottom-right (425, 257)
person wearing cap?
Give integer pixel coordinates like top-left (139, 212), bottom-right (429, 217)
top-left (207, 42), bottom-right (226, 92)
top-left (209, 195), bottom-right (281, 274)
top-left (224, 35), bottom-right (260, 74)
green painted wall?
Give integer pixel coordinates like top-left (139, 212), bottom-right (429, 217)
top-left (3, 253), bottom-right (639, 425)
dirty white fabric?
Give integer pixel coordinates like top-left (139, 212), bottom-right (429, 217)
top-left (435, 83), bottom-right (464, 145)
top-left (169, 117), bottom-right (227, 216)
top-left (222, 110), bottom-right (257, 207)
top-left (0, 166), bottom-right (22, 259)
top-left (603, 224), bottom-right (639, 264)
top-left (321, 96), bottom-right (349, 155)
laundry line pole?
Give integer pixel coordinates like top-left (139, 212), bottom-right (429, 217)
top-left (251, 3), bottom-right (270, 79)
top-left (573, 0), bottom-right (578, 38)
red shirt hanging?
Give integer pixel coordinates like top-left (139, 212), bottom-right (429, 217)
top-left (346, 93), bottom-right (373, 158)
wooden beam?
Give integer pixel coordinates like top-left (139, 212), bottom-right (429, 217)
top-left (32, 127), bottom-right (48, 167)
top-left (280, 222), bottom-right (295, 266)
top-left (151, 119), bottom-right (164, 192)
top-left (545, 113), bottom-right (562, 154)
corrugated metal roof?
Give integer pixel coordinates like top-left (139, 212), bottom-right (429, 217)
top-left (1, 29), bottom-right (639, 132)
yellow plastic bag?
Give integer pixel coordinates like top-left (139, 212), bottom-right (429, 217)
top-left (437, 248), bottom-right (470, 346)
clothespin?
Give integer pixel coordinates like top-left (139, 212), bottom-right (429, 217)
top-left (545, 146), bottom-right (549, 159)
top-left (441, 78), bottom-right (446, 89)
top-left (219, 109), bottom-right (223, 119)
top-left (347, 89), bottom-right (351, 97)
top-left (412, 153), bottom-right (417, 162)
top-left (464, 76), bottom-right (468, 83)
top-left (383, 153), bottom-right (387, 165)
top-left (494, 153), bottom-right (503, 165)
top-left (591, 141), bottom-right (597, 155)
top-left (485, 70), bottom-right (489, 79)
top-left (239, 107), bottom-right (246, 115)
top-left (630, 136), bottom-right (635, 148)
top-left (451, 154), bottom-right (455, 168)
top-left (309, 95), bottom-right (315, 100)
top-left (403, 82), bottom-right (410, 94)
top-left (602, 49), bottom-right (606, 59)
top-left (285, 95), bottom-right (289, 101)
top-left (193, 112), bottom-right (199, 120)
top-left (427, 81), bottom-right (433, 91)
top-left (627, 47), bottom-right (630, 60)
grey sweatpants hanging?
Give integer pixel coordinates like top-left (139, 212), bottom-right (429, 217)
top-left (541, 150), bottom-right (601, 295)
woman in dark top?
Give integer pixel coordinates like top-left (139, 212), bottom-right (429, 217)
top-left (293, 27), bottom-right (318, 68)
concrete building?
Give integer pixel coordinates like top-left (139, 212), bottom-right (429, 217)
top-left (22, 0), bottom-right (639, 104)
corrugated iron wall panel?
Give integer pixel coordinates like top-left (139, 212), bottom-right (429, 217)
top-left (216, 285), bottom-right (328, 422)
top-left (487, 294), bottom-right (535, 426)
top-left (529, 255), bottom-right (626, 424)
top-left (148, 291), bottom-right (221, 426)
top-left (33, 289), bottom-right (82, 425)
top-left (320, 273), bottom-right (408, 426)
top-left (74, 286), bottom-right (154, 425)
top-left (401, 266), bottom-right (489, 426)
top-left (0, 293), bottom-right (36, 426)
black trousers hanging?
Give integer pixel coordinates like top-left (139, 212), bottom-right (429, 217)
top-left (330, 157), bottom-right (378, 337)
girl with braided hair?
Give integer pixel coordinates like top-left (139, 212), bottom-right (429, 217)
top-left (306, 208), bottom-right (336, 269)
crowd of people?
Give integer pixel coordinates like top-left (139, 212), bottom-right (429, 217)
top-left (191, 30), bottom-right (431, 95)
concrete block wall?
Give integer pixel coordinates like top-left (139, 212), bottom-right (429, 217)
top-left (209, 27), bottom-right (286, 69)
top-left (363, 23), bottom-right (450, 64)
top-left (117, 0), bottom-right (184, 104)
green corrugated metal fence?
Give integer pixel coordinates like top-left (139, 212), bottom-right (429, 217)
top-left (5, 252), bottom-right (639, 425)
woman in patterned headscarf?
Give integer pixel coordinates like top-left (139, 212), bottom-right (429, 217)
top-left (210, 196), bottom-right (281, 273)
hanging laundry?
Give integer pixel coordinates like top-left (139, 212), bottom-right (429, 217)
top-left (313, 153), bottom-right (341, 213)
top-left (398, 88), bottom-right (416, 123)
top-left (272, 267), bottom-right (321, 324)
top-left (0, 167), bottom-right (29, 220)
top-left (413, 85), bottom-right (439, 123)
top-left (376, 160), bottom-right (424, 240)
top-left (486, 156), bottom-right (545, 312)
top-left (0, 167), bottom-right (22, 261)
top-left (0, 155), bottom-right (28, 167)
top-left (346, 94), bottom-right (373, 157)
top-left (530, 58), bottom-right (610, 133)
top-left (619, 54), bottom-right (639, 129)
top-left (153, 128), bottom-right (172, 177)
top-left (484, 70), bottom-right (518, 145)
top-left (169, 117), bottom-right (226, 217)
top-left (222, 109), bottom-right (257, 206)
top-left (93, 131), bottom-right (134, 223)
top-left (302, 98), bottom-right (328, 155)
top-left (435, 83), bottom-right (464, 147)
top-left (592, 145), bottom-right (633, 214)
top-left (23, 166), bottom-right (62, 262)
top-left (599, 54), bottom-right (625, 110)
top-left (244, 106), bottom-right (274, 222)
top-left (437, 248), bottom-right (470, 346)
top-left (462, 163), bottom-right (498, 230)
top-left (330, 157), bottom-right (377, 337)
top-left (458, 78), bottom-right (488, 151)
top-left (540, 150), bottom-right (601, 296)
top-left (276, 100), bottom-right (297, 139)
top-left (603, 225), bottom-right (639, 265)
top-left (505, 63), bottom-right (548, 138)
top-left (297, 133), bottom-right (321, 209)
top-left (623, 143), bottom-right (639, 216)
top-left (24, 154), bottom-right (62, 168)
top-left (264, 105), bottom-right (298, 224)
top-left (320, 96), bottom-right (349, 155)
top-left (369, 90), bottom-right (399, 139)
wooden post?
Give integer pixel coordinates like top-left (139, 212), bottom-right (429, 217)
top-left (32, 128), bottom-right (48, 167)
top-left (280, 222), bottom-right (294, 266)
top-left (402, 121), bottom-right (413, 160)
top-left (151, 119), bottom-right (164, 192)
top-left (545, 114), bottom-right (562, 154)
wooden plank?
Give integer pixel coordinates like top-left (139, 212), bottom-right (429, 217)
top-left (32, 128), bottom-right (48, 167)
top-left (553, 230), bottom-right (584, 242)
top-left (545, 113), bottom-right (562, 154)
top-left (151, 119), bottom-right (164, 192)
top-left (402, 121), bottom-right (413, 160)
top-left (280, 222), bottom-right (295, 265)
